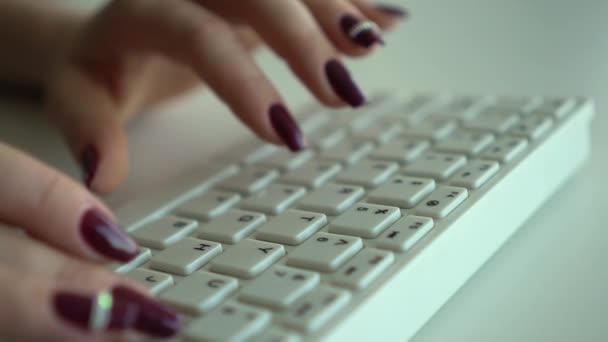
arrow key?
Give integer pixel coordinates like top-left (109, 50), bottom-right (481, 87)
top-left (126, 268), bottom-right (174, 295)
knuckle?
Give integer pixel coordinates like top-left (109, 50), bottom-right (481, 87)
top-left (34, 173), bottom-right (64, 217)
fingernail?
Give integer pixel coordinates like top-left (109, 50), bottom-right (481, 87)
top-left (269, 104), bottom-right (305, 152)
top-left (53, 286), bottom-right (181, 338)
top-left (340, 15), bottom-right (384, 48)
top-left (325, 59), bottom-right (366, 107)
top-left (80, 208), bottom-right (138, 262)
top-left (375, 4), bottom-right (408, 18)
top-left (81, 145), bottom-right (98, 188)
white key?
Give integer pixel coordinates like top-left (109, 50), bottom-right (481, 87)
top-left (177, 190), bottom-right (240, 221)
top-left (287, 232), bottom-right (362, 272)
top-left (481, 136), bottom-right (528, 163)
top-left (240, 265), bottom-right (320, 309)
top-left (464, 109), bottom-right (520, 133)
top-left (227, 142), bottom-right (279, 165)
top-left (161, 271), bottom-right (238, 314)
top-left (185, 302), bottom-right (271, 342)
top-left (210, 239), bottom-right (284, 279)
top-left (434, 96), bottom-right (488, 120)
top-left (536, 97), bottom-right (576, 119)
top-left (301, 109), bottom-right (331, 134)
top-left (283, 286), bottom-right (351, 333)
top-left (282, 161), bottom-right (342, 189)
top-left (199, 209), bottom-right (265, 244)
top-left (240, 184), bottom-right (306, 215)
top-left (251, 328), bottom-right (301, 342)
top-left (403, 152), bottom-right (467, 180)
top-left (260, 149), bottom-right (314, 171)
top-left (329, 203), bottom-right (401, 239)
top-left (151, 238), bottom-right (222, 276)
top-left (335, 159), bottom-right (398, 188)
top-left (493, 96), bottom-right (542, 113)
top-left (508, 114), bottom-right (553, 140)
top-left (256, 209), bottom-right (327, 245)
top-left (435, 131), bottom-right (495, 156)
top-left (402, 117), bottom-right (456, 141)
top-left (308, 125), bottom-right (348, 150)
top-left (126, 268), bottom-right (174, 295)
top-left (319, 140), bottom-right (374, 165)
top-left (332, 248), bottom-right (394, 290)
top-left (130, 216), bottom-right (197, 249)
top-left (298, 183), bottom-right (365, 215)
top-left (220, 166), bottom-right (280, 194)
top-left (112, 248), bottom-right (151, 273)
top-left (416, 186), bottom-right (468, 219)
top-left (450, 160), bottom-right (500, 189)
top-left (367, 176), bottom-right (435, 208)
top-left (351, 122), bottom-right (403, 144)
top-left (369, 138), bottom-right (430, 164)
top-left (376, 215), bottom-right (434, 252)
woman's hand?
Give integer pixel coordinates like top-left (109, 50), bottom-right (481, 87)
top-left (45, 0), bottom-right (407, 193)
top-left (0, 143), bottom-right (181, 341)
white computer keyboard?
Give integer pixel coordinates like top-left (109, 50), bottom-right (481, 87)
top-left (112, 92), bottom-right (594, 342)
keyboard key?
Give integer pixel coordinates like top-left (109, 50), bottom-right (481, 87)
top-left (126, 268), bottom-right (174, 295)
top-left (403, 152), bottom-right (467, 180)
top-left (112, 248), bottom-right (151, 273)
top-left (329, 203), bottom-right (401, 238)
top-left (435, 131), bottom-right (495, 156)
top-left (210, 239), bottom-right (285, 279)
top-left (367, 176), bottom-right (436, 208)
top-left (493, 96), bottom-right (542, 113)
top-left (287, 232), bottom-right (363, 272)
top-left (308, 125), bottom-right (348, 150)
top-left (151, 238), bottom-right (222, 276)
top-left (130, 216), bottom-right (197, 249)
top-left (508, 114), bottom-right (553, 140)
top-left (319, 140), bottom-right (374, 166)
top-left (464, 109), bottom-right (520, 133)
top-left (298, 183), bottom-right (365, 215)
top-left (450, 160), bottom-right (500, 189)
top-left (220, 166), bottom-right (280, 194)
top-left (177, 190), bottom-right (240, 221)
top-left (351, 122), bottom-right (403, 144)
top-left (199, 209), bottom-right (265, 244)
top-left (376, 215), bottom-right (434, 252)
top-left (282, 161), bottom-right (342, 189)
top-left (227, 142), bottom-right (278, 165)
top-left (260, 149), bottom-right (315, 171)
top-left (240, 265), bottom-right (320, 309)
top-left (251, 328), bottom-right (301, 342)
top-left (283, 286), bottom-right (351, 333)
top-left (402, 117), bottom-right (456, 141)
top-left (415, 186), bottom-right (468, 219)
top-left (332, 248), bottom-right (394, 290)
top-left (336, 159), bottom-right (398, 188)
top-left (240, 184), bottom-right (307, 215)
top-left (369, 138), bottom-right (430, 164)
top-left (536, 97), bottom-right (576, 119)
top-left (434, 95), bottom-right (489, 120)
top-left (481, 136), bottom-right (528, 163)
top-left (161, 271), bottom-right (238, 314)
top-left (256, 209), bottom-right (327, 245)
top-left (185, 302), bottom-right (271, 342)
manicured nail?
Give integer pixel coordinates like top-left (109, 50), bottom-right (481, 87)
top-left (340, 15), bottom-right (384, 48)
top-left (269, 104), bottom-right (305, 152)
top-left (375, 4), bottom-right (408, 18)
top-left (325, 59), bottom-right (366, 107)
top-left (81, 145), bottom-right (98, 188)
top-left (54, 286), bottom-right (181, 338)
top-left (80, 208), bottom-right (138, 262)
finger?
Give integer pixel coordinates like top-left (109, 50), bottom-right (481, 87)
top-left (350, 0), bottom-right (409, 30)
top-left (0, 143), bottom-right (139, 263)
top-left (203, 0), bottom-right (367, 108)
top-left (72, 0), bottom-right (305, 152)
top-left (304, 0), bottom-right (385, 53)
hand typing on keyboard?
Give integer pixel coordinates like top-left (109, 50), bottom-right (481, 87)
top-left (0, 0), bottom-right (407, 341)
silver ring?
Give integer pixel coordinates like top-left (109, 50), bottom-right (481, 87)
top-left (349, 21), bottom-right (380, 39)
top-left (89, 290), bottom-right (113, 332)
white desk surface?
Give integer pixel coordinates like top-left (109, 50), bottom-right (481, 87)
top-left (1, 1), bottom-right (607, 341)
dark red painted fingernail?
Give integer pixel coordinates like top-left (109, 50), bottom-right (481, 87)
top-left (81, 145), bottom-right (98, 188)
top-left (53, 286), bottom-right (181, 338)
top-left (269, 104), bottom-right (305, 152)
top-left (375, 4), bottom-right (408, 18)
top-left (325, 59), bottom-right (366, 108)
top-left (340, 15), bottom-right (384, 48)
top-left (80, 208), bottom-right (138, 262)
